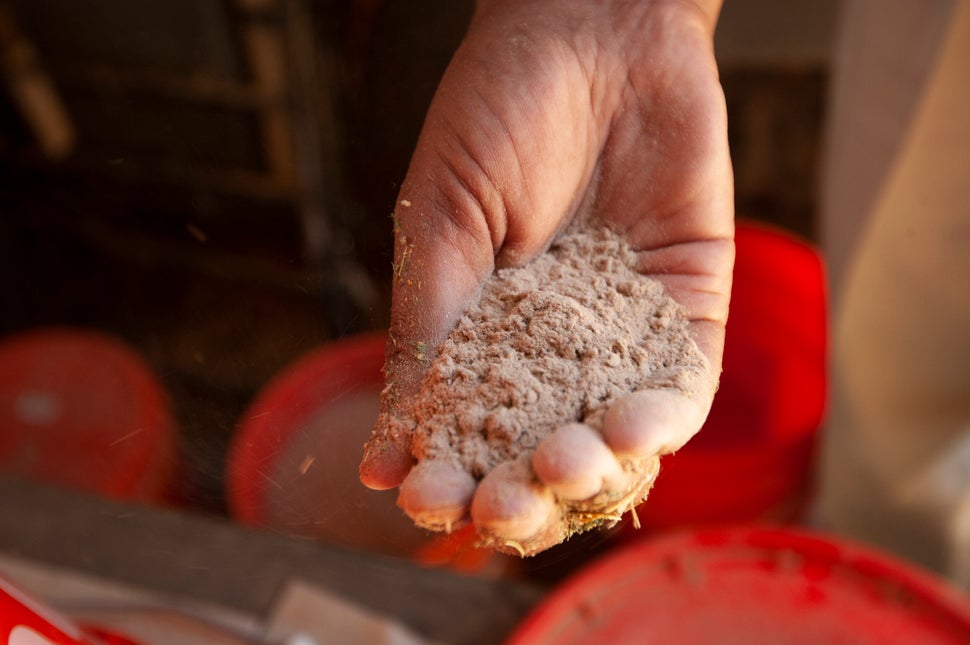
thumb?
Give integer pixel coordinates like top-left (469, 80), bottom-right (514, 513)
top-left (358, 142), bottom-right (497, 490)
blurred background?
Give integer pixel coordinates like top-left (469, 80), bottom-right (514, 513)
top-left (17, 2), bottom-right (969, 643)
top-left (0, 0), bottom-right (836, 516)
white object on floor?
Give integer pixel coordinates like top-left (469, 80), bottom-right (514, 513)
top-left (265, 579), bottom-right (436, 645)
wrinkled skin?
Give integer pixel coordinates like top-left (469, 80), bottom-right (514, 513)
top-left (359, 0), bottom-right (733, 555)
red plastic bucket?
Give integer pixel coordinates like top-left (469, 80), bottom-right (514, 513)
top-left (226, 332), bottom-right (436, 556)
top-left (227, 332), bottom-right (506, 570)
top-left (506, 527), bottom-right (970, 644)
top-left (0, 575), bottom-right (143, 645)
top-left (0, 328), bottom-right (178, 504)
top-left (1, 574), bottom-right (93, 645)
top-left (637, 221), bottom-right (827, 527)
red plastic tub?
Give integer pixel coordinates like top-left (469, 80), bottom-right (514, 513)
top-left (1, 574), bottom-right (94, 645)
top-left (0, 328), bottom-right (177, 504)
top-left (637, 221), bottom-right (827, 527)
top-left (507, 527), bottom-right (970, 645)
top-left (227, 332), bottom-right (506, 571)
top-left (226, 332), bottom-right (434, 556)
top-left (1, 574), bottom-right (153, 645)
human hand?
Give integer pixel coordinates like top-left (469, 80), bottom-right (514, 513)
top-left (359, 0), bottom-right (733, 554)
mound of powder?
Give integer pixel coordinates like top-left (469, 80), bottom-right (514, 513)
top-left (402, 225), bottom-right (707, 482)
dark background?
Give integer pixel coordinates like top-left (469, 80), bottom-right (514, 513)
top-left (0, 0), bottom-right (836, 516)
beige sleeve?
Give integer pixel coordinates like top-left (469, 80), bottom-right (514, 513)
top-left (819, 0), bottom-right (970, 582)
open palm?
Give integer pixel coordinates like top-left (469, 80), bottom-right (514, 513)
top-left (360, 0), bottom-right (733, 554)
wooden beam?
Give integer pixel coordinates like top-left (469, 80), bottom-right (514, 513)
top-left (0, 4), bottom-right (75, 159)
top-left (52, 62), bottom-right (277, 109)
top-left (238, 18), bottom-right (296, 189)
top-left (0, 479), bottom-right (542, 645)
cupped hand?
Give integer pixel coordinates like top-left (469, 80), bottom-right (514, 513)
top-left (359, 0), bottom-right (733, 554)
